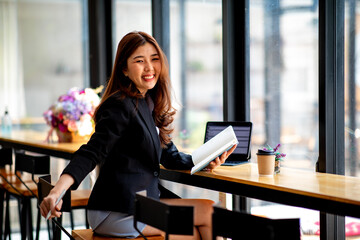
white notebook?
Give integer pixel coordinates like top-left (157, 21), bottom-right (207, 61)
top-left (191, 125), bottom-right (238, 175)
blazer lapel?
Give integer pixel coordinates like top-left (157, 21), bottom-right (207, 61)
top-left (132, 98), bottom-right (161, 160)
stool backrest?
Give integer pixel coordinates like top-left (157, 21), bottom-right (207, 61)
top-left (38, 175), bottom-right (74, 240)
top-left (38, 175), bottom-right (71, 212)
top-left (15, 151), bottom-right (50, 177)
top-left (134, 194), bottom-right (193, 240)
top-left (13, 151), bottom-right (50, 196)
top-left (212, 206), bottom-right (300, 240)
top-left (0, 147), bottom-right (13, 167)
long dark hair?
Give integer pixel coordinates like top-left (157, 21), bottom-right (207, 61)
top-left (94, 31), bottom-right (175, 147)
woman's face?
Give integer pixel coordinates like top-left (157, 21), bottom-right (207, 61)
top-left (123, 42), bottom-right (161, 96)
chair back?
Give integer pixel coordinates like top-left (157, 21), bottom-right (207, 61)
top-left (0, 147), bottom-right (13, 167)
top-left (134, 194), bottom-right (193, 240)
top-left (38, 175), bottom-right (71, 212)
top-left (38, 175), bottom-right (74, 240)
top-left (212, 206), bottom-right (300, 240)
top-left (13, 151), bottom-right (50, 197)
top-left (15, 151), bottom-right (50, 177)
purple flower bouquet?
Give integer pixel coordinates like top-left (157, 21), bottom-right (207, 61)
top-left (43, 86), bottom-right (103, 142)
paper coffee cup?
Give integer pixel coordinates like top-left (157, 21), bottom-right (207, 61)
top-left (257, 149), bottom-right (275, 177)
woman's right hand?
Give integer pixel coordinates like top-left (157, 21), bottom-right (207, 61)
top-left (39, 173), bottom-right (75, 220)
top-left (39, 190), bottom-right (64, 220)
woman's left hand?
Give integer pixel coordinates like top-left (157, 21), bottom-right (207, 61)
top-left (205, 144), bottom-right (237, 171)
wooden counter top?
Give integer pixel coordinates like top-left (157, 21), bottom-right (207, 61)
top-left (160, 164), bottom-right (360, 218)
top-left (0, 129), bottom-right (83, 159)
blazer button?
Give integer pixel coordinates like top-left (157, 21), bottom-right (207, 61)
top-left (154, 171), bottom-right (159, 177)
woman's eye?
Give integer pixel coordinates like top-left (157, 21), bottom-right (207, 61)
top-left (136, 60), bottom-right (143, 63)
top-left (152, 58), bottom-right (160, 61)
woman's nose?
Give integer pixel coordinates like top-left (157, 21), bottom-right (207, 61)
top-left (144, 62), bottom-right (153, 71)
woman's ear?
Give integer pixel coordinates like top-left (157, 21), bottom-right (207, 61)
top-left (122, 68), bottom-right (128, 77)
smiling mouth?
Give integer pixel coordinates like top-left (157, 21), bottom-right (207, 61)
top-left (143, 75), bottom-right (155, 81)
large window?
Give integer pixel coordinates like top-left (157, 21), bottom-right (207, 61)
top-left (170, 0), bottom-right (223, 151)
top-left (162, 0), bottom-right (223, 200)
top-left (250, 0), bottom-right (319, 171)
top-left (0, 0), bottom-right (87, 121)
top-left (0, 0), bottom-right (88, 235)
top-left (345, 0), bottom-right (360, 178)
top-left (249, 1), bottom-right (320, 239)
top-left (114, 0), bottom-right (152, 46)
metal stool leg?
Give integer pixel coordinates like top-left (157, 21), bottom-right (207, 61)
top-left (0, 189), bottom-right (5, 240)
top-left (20, 198), bottom-right (28, 240)
top-left (85, 209), bottom-right (89, 229)
top-left (4, 193), bottom-right (11, 240)
top-left (70, 211), bottom-right (74, 230)
top-left (27, 199), bottom-right (33, 240)
top-left (35, 208), bottom-right (41, 240)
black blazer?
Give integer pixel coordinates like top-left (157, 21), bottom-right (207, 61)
top-left (62, 92), bottom-right (194, 214)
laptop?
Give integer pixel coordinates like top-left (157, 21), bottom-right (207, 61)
top-left (204, 121), bottom-right (252, 166)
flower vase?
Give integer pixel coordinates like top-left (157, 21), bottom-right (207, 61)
top-left (56, 129), bottom-right (92, 143)
top-left (71, 131), bottom-right (92, 143)
top-left (274, 160), bottom-right (281, 174)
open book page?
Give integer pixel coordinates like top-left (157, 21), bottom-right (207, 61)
top-left (191, 126), bottom-right (238, 175)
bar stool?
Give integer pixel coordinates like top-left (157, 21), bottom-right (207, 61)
top-left (0, 149), bottom-right (90, 240)
top-left (70, 194), bottom-right (194, 240)
top-left (2, 150), bottom-right (51, 240)
top-left (38, 175), bottom-right (71, 240)
top-left (133, 193), bottom-right (194, 240)
top-left (38, 176), bottom-right (116, 240)
top-left (0, 147), bottom-right (18, 239)
top-left (0, 148), bottom-right (38, 239)
top-left (38, 175), bottom-right (92, 240)
top-left (212, 206), bottom-right (301, 240)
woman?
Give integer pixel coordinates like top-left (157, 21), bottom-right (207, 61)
top-left (40, 31), bottom-right (236, 240)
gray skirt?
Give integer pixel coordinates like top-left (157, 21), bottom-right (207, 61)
top-left (87, 210), bottom-right (146, 238)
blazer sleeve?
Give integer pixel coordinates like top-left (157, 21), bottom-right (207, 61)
top-left (62, 96), bottom-right (132, 189)
top-left (160, 141), bottom-right (194, 170)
